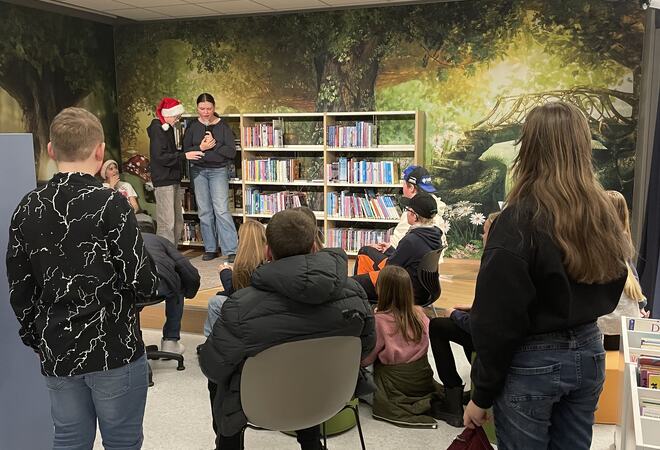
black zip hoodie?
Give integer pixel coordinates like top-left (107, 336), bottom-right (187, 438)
top-left (387, 225), bottom-right (443, 304)
top-left (147, 118), bottom-right (185, 187)
top-left (183, 119), bottom-right (236, 168)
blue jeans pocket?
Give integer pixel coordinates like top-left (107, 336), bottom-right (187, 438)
top-left (91, 363), bottom-right (131, 399)
top-left (591, 351), bottom-right (606, 390)
top-left (44, 376), bottom-right (68, 391)
top-left (506, 362), bottom-right (561, 402)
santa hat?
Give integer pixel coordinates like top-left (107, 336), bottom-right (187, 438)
top-left (100, 159), bottom-right (117, 180)
top-left (156, 97), bottom-right (184, 131)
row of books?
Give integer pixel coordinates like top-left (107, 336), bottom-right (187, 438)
top-left (327, 122), bottom-right (378, 148)
top-left (242, 121), bottom-right (284, 148)
top-left (327, 228), bottom-right (391, 253)
top-left (181, 221), bottom-right (202, 243)
top-left (639, 353), bottom-right (660, 390)
top-left (326, 191), bottom-right (401, 220)
top-left (182, 189), bottom-right (197, 211)
top-left (245, 158), bottom-right (303, 183)
top-left (327, 158), bottom-right (400, 185)
top-left (245, 189), bottom-right (308, 215)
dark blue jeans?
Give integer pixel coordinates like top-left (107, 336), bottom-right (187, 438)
top-left (493, 322), bottom-right (605, 450)
top-left (159, 280), bottom-right (184, 340)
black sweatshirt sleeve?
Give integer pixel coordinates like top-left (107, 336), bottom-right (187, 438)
top-left (386, 235), bottom-right (415, 268)
top-left (164, 238), bottom-right (201, 298)
top-left (469, 246), bottom-right (535, 408)
top-left (183, 124), bottom-right (201, 152)
top-left (150, 128), bottom-right (184, 168)
top-left (199, 122), bottom-right (236, 164)
top-left (6, 203), bottom-right (40, 350)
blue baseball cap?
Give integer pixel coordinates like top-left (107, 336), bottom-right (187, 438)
top-left (402, 165), bottom-right (436, 193)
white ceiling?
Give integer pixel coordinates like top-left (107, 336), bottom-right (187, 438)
top-left (38, 0), bottom-right (428, 21)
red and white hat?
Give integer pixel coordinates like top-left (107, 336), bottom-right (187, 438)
top-left (156, 97), bottom-right (184, 131)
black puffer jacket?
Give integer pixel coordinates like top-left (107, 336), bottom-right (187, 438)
top-left (199, 248), bottom-right (375, 436)
top-left (142, 232), bottom-right (200, 299)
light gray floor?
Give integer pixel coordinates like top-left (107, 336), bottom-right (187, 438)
top-left (94, 330), bottom-right (616, 450)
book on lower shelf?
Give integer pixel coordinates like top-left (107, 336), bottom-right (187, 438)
top-left (326, 158), bottom-right (400, 185)
top-left (245, 188), bottom-right (318, 215)
top-left (182, 220), bottom-right (202, 244)
top-left (327, 228), bottom-right (392, 253)
top-left (639, 355), bottom-right (660, 390)
top-left (326, 190), bottom-right (401, 220)
top-left (246, 158), bottom-right (302, 182)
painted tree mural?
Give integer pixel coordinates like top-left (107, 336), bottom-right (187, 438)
top-left (0, 4), bottom-right (118, 180)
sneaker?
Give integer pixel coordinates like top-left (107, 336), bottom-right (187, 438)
top-left (226, 254), bottom-right (236, 264)
top-left (202, 252), bottom-right (218, 261)
top-left (161, 338), bottom-right (185, 354)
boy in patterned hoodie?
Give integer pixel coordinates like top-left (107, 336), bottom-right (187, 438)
top-left (6, 107), bottom-right (159, 450)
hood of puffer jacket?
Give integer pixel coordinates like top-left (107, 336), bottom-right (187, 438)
top-left (250, 248), bottom-right (350, 305)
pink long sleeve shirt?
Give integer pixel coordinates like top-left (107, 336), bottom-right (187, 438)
top-left (361, 306), bottom-right (430, 366)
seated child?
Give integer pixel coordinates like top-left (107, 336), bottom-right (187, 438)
top-left (139, 221), bottom-right (200, 354)
top-left (361, 265), bottom-right (440, 427)
top-left (100, 159), bottom-right (140, 213)
top-left (353, 192), bottom-right (443, 304)
top-left (428, 211), bottom-right (498, 427)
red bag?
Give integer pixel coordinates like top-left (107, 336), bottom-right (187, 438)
top-left (447, 427), bottom-right (494, 450)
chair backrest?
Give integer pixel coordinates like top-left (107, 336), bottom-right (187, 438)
top-left (417, 248), bottom-right (443, 307)
top-left (240, 336), bottom-right (361, 431)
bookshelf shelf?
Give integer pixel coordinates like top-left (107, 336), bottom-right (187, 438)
top-left (327, 182), bottom-right (400, 188)
top-left (327, 145), bottom-right (415, 153)
top-left (174, 111), bottom-right (422, 254)
top-left (243, 145), bottom-right (324, 152)
top-left (327, 216), bottom-right (400, 224)
top-left (620, 317), bottom-right (660, 450)
top-left (245, 180), bottom-right (324, 186)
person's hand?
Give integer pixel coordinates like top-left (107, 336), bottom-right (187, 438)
top-left (108, 174), bottom-right (120, 189)
top-left (200, 132), bottom-right (216, 151)
top-left (454, 304), bottom-right (472, 312)
top-left (464, 400), bottom-right (488, 429)
top-left (378, 243), bottom-right (392, 253)
top-left (641, 308), bottom-right (650, 318)
top-left (185, 151), bottom-right (204, 160)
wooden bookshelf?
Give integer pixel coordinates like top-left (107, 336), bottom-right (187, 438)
top-left (174, 111), bottom-right (424, 254)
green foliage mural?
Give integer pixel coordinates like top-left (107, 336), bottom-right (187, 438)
top-left (0, 2), bottom-right (119, 180)
top-left (115, 0), bottom-right (644, 255)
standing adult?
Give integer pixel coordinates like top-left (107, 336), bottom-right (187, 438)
top-left (148, 97), bottom-right (203, 245)
top-left (183, 93), bottom-right (238, 262)
top-left (463, 102), bottom-right (629, 450)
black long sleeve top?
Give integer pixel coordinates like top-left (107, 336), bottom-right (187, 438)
top-left (147, 118), bottom-right (184, 187)
top-left (183, 119), bottom-right (236, 168)
top-left (469, 205), bottom-right (625, 409)
top-left (6, 172), bottom-right (159, 377)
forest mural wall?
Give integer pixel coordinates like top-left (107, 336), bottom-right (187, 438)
top-left (114, 0), bottom-right (644, 257)
top-left (0, 2), bottom-right (120, 181)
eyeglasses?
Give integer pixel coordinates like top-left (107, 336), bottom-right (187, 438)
top-left (405, 207), bottom-right (418, 217)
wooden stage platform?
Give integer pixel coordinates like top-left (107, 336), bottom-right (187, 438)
top-left (140, 258), bottom-right (480, 334)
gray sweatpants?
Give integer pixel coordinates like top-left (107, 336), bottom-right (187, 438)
top-left (154, 184), bottom-right (183, 245)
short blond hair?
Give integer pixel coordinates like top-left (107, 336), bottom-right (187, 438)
top-left (49, 107), bottom-right (104, 162)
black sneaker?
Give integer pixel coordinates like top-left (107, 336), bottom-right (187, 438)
top-left (226, 254), bottom-right (236, 264)
top-left (202, 252), bottom-right (218, 261)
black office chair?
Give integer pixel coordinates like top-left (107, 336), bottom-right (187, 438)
top-left (417, 248), bottom-right (443, 316)
top-left (135, 296), bottom-right (185, 387)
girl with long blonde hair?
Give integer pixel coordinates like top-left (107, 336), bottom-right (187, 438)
top-left (597, 191), bottom-right (646, 349)
top-left (465, 102), bottom-right (629, 450)
top-left (362, 265), bottom-right (439, 426)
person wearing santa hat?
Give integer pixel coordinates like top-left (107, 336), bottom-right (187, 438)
top-left (182, 93), bottom-right (238, 262)
top-left (148, 97), bottom-right (204, 245)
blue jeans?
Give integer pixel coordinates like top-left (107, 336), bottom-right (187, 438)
top-left (493, 322), bottom-right (605, 450)
top-left (190, 166), bottom-right (238, 255)
top-left (159, 280), bottom-right (184, 340)
top-left (204, 294), bottom-right (228, 337)
top-left (44, 354), bottom-right (149, 450)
